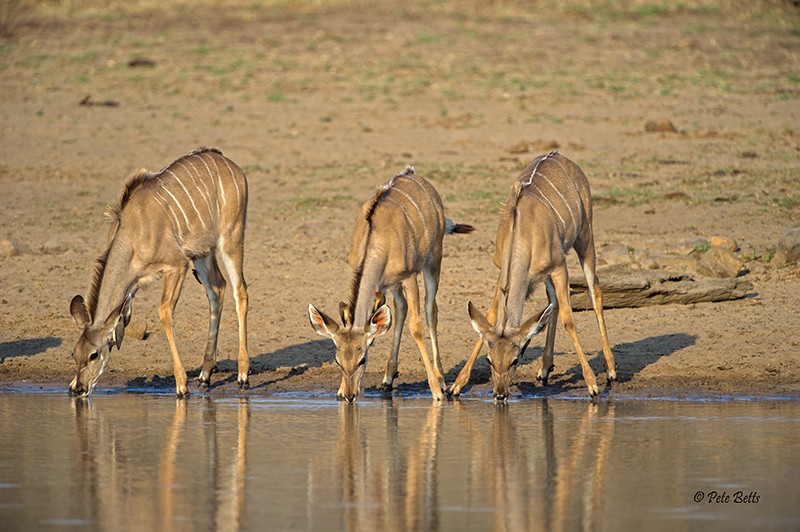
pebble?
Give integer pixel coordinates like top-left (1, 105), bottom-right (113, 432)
top-left (644, 119), bottom-right (677, 133)
top-left (0, 238), bottom-right (19, 258)
top-left (772, 227), bottom-right (800, 265)
top-left (126, 321), bottom-right (148, 341)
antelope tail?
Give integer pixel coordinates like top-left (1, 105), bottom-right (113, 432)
top-left (445, 218), bottom-right (475, 235)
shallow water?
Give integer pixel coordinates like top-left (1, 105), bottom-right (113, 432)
top-left (0, 393), bottom-right (798, 531)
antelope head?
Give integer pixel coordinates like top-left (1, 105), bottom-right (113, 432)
top-left (308, 295), bottom-right (391, 402)
top-left (467, 301), bottom-right (552, 402)
top-left (68, 294), bottom-right (132, 396)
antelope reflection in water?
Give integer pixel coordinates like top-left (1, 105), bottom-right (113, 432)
top-left (72, 397), bottom-right (250, 531)
top-left (454, 400), bottom-right (616, 532)
top-left (334, 401), bottom-right (443, 531)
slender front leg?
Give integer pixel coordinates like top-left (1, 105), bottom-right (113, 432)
top-left (403, 276), bottom-right (444, 401)
top-left (537, 276), bottom-right (559, 385)
top-left (159, 266), bottom-right (189, 398)
top-left (551, 265), bottom-right (599, 399)
top-left (449, 283), bottom-right (502, 396)
top-left (383, 286), bottom-right (408, 390)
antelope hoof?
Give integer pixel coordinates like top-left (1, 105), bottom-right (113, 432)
top-left (536, 364), bottom-right (555, 386)
top-left (447, 383), bottom-right (463, 397)
top-left (607, 370), bottom-right (617, 384)
top-left (237, 374), bottom-right (249, 390)
top-left (588, 383), bottom-right (600, 403)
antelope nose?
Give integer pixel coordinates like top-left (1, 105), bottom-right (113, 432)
top-left (494, 392), bottom-right (508, 402)
top-left (345, 394), bottom-right (357, 403)
top-left (70, 384), bottom-right (85, 396)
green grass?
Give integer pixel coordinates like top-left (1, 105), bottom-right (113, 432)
top-left (775, 196), bottom-right (799, 209)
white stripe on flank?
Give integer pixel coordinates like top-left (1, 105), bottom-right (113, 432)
top-left (384, 196), bottom-right (418, 241)
top-left (532, 189), bottom-right (567, 245)
top-left (221, 156), bottom-right (241, 207)
top-left (155, 190), bottom-right (185, 241)
top-left (404, 175), bottom-right (436, 210)
top-left (190, 156), bottom-right (217, 215)
top-left (553, 157), bottom-right (585, 228)
top-left (161, 184), bottom-right (190, 227)
top-left (182, 159), bottom-right (215, 220)
top-left (167, 169), bottom-right (206, 229)
top-left (393, 187), bottom-right (427, 239)
top-left (209, 155), bottom-right (226, 206)
top-left (535, 170), bottom-right (576, 239)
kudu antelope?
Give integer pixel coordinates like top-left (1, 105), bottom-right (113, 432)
top-left (449, 151), bottom-right (616, 401)
top-left (308, 167), bottom-right (473, 402)
top-left (68, 147), bottom-right (250, 397)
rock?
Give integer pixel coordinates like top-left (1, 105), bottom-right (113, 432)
top-left (126, 321), bottom-right (148, 341)
top-left (696, 245), bottom-right (745, 278)
top-left (632, 249), bottom-right (659, 270)
top-left (596, 243), bottom-right (631, 266)
top-left (708, 236), bottom-right (738, 252)
top-left (570, 264), bottom-right (754, 310)
top-left (645, 119), bottom-right (677, 133)
top-left (670, 238), bottom-right (710, 255)
top-left (772, 227), bottom-right (800, 265)
top-left (0, 238), bottom-right (19, 258)
top-left (41, 238), bottom-right (68, 254)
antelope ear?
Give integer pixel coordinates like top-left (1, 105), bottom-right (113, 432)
top-left (367, 304), bottom-right (391, 339)
top-left (70, 295), bottom-right (90, 328)
top-left (520, 303), bottom-right (553, 342)
top-left (372, 291), bottom-right (386, 313)
top-left (468, 301), bottom-right (490, 337)
top-left (338, 301), bottom-right (352, 327)
top-left (309, 304), bottom-right (340, 338)
top-left (120, 293), bottom-right (133, 327)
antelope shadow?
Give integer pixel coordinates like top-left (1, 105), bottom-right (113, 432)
top-left (516, 333), bottom-right (697, 396)
top-left (0, 337), bottom-right (62, 360)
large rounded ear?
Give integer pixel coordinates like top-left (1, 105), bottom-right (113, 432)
top-left (467, 301), bottom-right (491, 337)
top-left (367, 304), bottom-right (391, 339)
top-left (309, 304), bottom-right (340, 339)
top-left (520, 303), bottom-right (553, 343)
top-left (70, 295), bottom-right (90, 328)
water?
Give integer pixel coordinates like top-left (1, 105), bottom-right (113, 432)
top-left (0, 393), bottom-right (798, 531)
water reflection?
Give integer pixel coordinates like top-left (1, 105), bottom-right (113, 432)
top-left (71, 396), bottom-right (250, 531)
top-left (1, 395), bottom-right (798, 531)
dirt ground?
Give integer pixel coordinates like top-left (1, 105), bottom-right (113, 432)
top-left (1, 0), bottom-right (799, 400)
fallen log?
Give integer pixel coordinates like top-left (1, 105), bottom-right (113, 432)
top-left (569, 265), bottom-right (755, 310)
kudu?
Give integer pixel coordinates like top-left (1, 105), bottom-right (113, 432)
top-left (69, 147), bottom-right (250, 397)
top-left (449, 151), bottom-right (616, 401)
top-left (308, 167), bottom-right (473, 402)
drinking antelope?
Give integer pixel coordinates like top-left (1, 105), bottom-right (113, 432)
top-left (308, 167), bottom-right (473, 402)
top-left (448, 151), bottom-right (616, 401)
top-left (68, 147), bottom-right (250, 397)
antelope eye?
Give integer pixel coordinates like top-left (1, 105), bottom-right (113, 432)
top-left (89, 352), bottom-right (99, 362)
top-left (487, 340), bottom-right (495, 349)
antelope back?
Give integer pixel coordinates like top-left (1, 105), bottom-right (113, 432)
top-left (119, 147), bottom-right (248, 257)
top-left (348, 167), bottom-right (446, 279)
top-left (494, 151), bottom-right (591, 270)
